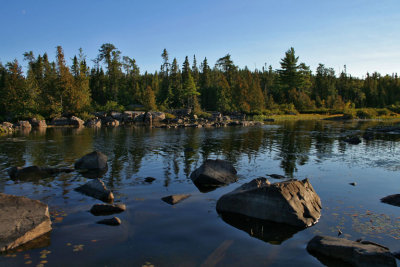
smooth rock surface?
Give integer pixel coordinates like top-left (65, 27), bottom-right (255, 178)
top-left (97, 217), bottom-right (121, 226)
top-left (190, 159), bottom-right (238, 191)
top-left (307, 235), bottom-right (396, 267)
top-left (75, 179), bottom-right (114, 202)
top-left (75, 151), bottom-right (108, 171)
top-left (0, 193), bottom-right (52, 252)
top-left (162, 194), bottom-right (191, 205)
top-left (216, 178), bottom-right (321, 227)
top-left (90, 203), bottom-right (126, 215)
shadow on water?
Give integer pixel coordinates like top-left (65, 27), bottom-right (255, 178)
top-left (218, 212), bottom-right (303, 245)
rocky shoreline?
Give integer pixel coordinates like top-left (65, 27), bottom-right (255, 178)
top-left (0, 110), bottom-right (264, 134)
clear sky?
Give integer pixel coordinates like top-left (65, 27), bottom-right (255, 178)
top-left (1, 0), bottom-right (399, 77)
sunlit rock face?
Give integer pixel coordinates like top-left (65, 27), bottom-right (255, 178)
top-left (0, 193), bottom-right (52, 252)
top-left (216, 178), bottom-right (321, 228)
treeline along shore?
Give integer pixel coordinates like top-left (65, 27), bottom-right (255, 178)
top-left (1, 44), bottom-right (400, 126)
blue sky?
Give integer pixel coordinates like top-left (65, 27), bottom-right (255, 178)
top-left (1, 0), bottom-right (399, 77)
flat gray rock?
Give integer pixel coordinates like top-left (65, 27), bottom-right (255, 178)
top-left (75, 179), bottom-right (114, 203)
top-left (0, 193), bottom-right (52, 252)
top-left (75, 151), bottom-right (108, 171)
top-left (307, 235), bottom-right (396, 267)
top-left (216, 178), bottom-right (321, 227)
top-left (190, 159), bottom-right (238, 191)
top-left (162, 194), bottom-right (191, 205)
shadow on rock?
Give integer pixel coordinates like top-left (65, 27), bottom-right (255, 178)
top-left (218, 212), bottom-right (302, 245)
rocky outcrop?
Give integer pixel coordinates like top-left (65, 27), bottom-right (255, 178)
top-left (381, 194), bottom-right (400, 207)
top-left (0, 193), bottom-right (52, 252)
top-left (161, 194), bottom-right (191, 205)
top-left (190, 159), bottom-right (238, 191)
top-left (75, 178), bottom-right (114, 203)
top-left (75, 151), bottom-right (108, 171)
top-left (90, 203), bottom-right (126, 216)
top-left (85, 118), bottom-right (101, 128)
top-left (216, 178), bottom-right (321, 228)
top-left (0, 122), bottom-right (13, 134)
top-left (104, 116), bottom-right (120, 127)
top-left (307, 235), bottom-right (396, 267)
top-left (97, 217), bottom-right (121, 226)
top-left (8, 166), bottom-right (74, 180)
top-left (51, 116), bottom-right (84, 127)
top-left (14, 121), bottom-right (32, 129)
top-left (29, 118), bottom-right (47, 128)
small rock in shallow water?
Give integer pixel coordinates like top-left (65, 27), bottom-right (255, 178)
top-left (161, 194), bottom-right (191, 205)
top-left (144, 177), bottom-right (156, 183)
top-left (344, 136), bottom-right (361, 145)
top-left (349, 182), bottom-right (356, 186)
top-left (75, 179), bottom-right (114, 203)
top-left (90, 203), bottom-right (126, 216)
top-left (97, 217), bottom-right (121, 226)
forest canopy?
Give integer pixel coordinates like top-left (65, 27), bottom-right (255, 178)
top-left (1, 44), bottom-right (399, 121)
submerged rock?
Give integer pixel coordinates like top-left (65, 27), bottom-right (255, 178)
top-left (97, 217), bottom-right (121, 226)
top-left (267, 174), bottom-right (286, 179)
top-left (344, 136), bottom-right (361, 145)
top-left (8, 166), bottom-right (74, 180)
top-left (0, 193), bottom-right (52, 252)
top-left (190, 159), bottom-right (238, 192)
top-left (381, 194), bottom-right (400, 207)
top-left (144, 177), bottom-right (156, 183)
top-left (307, 235), bottom-right (396, 267)
top-left (216, 178), bottom-right (321, 227)
top-left (75, 151), bottom-right (108, 171)
top-left (161, 194), bottom-right (191, 205)
top-left (90, 203), bottom-right (126, 216)
top-left (75, 178), bottom-right (114, 203)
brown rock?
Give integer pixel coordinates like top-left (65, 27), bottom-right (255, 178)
top-left (90, 203), bottom-right (126, 215)
top-left (97, 217), bottom-right (121, 226)
top-left (0, 193), bottom-right (52, 252)
top-left (162, 194), bottom-right (191, 205)
top-left (75, 178), bottom-right (114, 203)
top-left (307, 235), bottom-right (396, 267)
top-left (216, 178), bottom-right (321, 227)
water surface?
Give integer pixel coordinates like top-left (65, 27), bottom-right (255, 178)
top-left (1, 120), bottom-right (399, 266)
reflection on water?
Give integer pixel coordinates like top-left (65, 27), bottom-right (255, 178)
top-left (218, 212), bottom-right (302, 245)
top-left (1, 120), bottom-right (400, 266)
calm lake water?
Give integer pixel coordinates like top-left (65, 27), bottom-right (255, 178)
top-left (0, 120), bottom-right (400, 266)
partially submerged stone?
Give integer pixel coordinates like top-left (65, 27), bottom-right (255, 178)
top-left (216, 178), bottom-right (321, 227)
top-left (0, 193), bottom-right (52, 252)
top-left (162, 194), bottom-right (191, 205)
top-left (381, 194), bottom-right (400, 207)
top-left (307, 235), bottom-right (396, 267)
top-left (75, 178), bottom-right (114, 203)
top-left (144, 177), bottom-right (156, 183)
top-left (75, 151), bottom-right (108, 171)
top-left (190, 159), bottom-right (238, 192)
top-left (90, 203), bottom-right (126, 216)
top-left (97, 217), bottom-right (121, 226)
top-left (8, 166), bottom-right (74, 180)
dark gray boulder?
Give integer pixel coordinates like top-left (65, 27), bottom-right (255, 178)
top-left (190, 159), bottom-right (238, 191)
top-left (85, 118), bottom-right (101, 128)
top-left (90, 203), bottom-right (126, 216)
top-left (161, 194), bottom-right (191, 205)
top-left (144, 177), bottom-right (156, 183)
top-left (75, 151), bottom-right (108, 171)
top-left (97, 217), bottom-right (121, 226)
top-left (75, 178), bottom-right (114, 203)
top-left (0, 193), bottom-right (52, 252)
top-left (307, 235), bottom-right (396, 267)
top-left (344, 136), bottom-right (362, 145)
top-left (216, 178), bottom-right (321, 227)
top-left (381, 194), bottom-right (400, 207)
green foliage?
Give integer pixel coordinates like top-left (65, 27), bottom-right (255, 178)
top-left (97, 101), bottom-right (124, 113)
top-left (78, 111), bottom-right (95, 121)
top-left (196, 111), bottom-right (212, 119)
top-left (356, 108), bottom-right (378, 119)
top-left (164, 113), bottom-right (176, 119)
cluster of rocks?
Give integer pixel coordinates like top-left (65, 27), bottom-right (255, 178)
top-left (0, 118), bottom-right (47, 134)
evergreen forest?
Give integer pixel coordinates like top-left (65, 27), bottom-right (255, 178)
top-left (1, 44), bottom-right (400, 121)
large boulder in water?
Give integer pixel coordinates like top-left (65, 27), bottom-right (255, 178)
top-left (0, 193), bottom-right (52, 252)
top-left (307, 235), bottom-right (396, 267)
top-left (216, 178), bottom-right (321, 227)
top-left (75, 151), bottom-right (108, 171)
top-left (8, 166), bottom-right (74, 180)
top-left (190, 159), bottom-right (238, 191)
